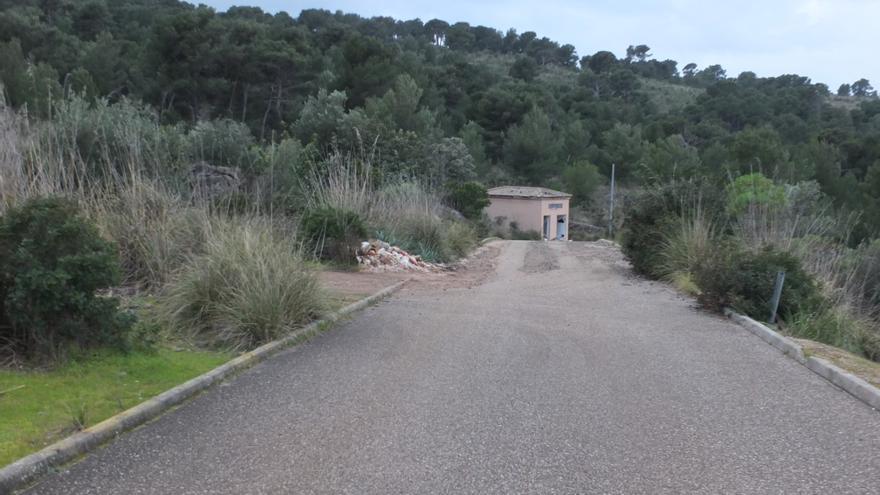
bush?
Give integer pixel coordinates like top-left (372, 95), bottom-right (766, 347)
top-left (510, 224), bottom-right (542, 240)
top-left (657, 206), bottom-right (717, 279)
top-left (726, 172), bottom-right (786, 215)
top-left (444, 221), bottom-right (477, 258)
top-left (787, 306), bottom-right (873, 356)
top-left (301, 207), bottom-right (367, 264)
top-left (446, 182), bottom-right (490, 220)
top-left (156, 219), bottom-right (322, 351)
top-left (622, 181), bottom-right (724, 278)
top-left (0, 198), bottom-right (134, 361)
top-left (187, 119), bottom-right (257, 171)
top-left (620, 188), bottom-right (678, 277)
top-left (694, 244), bottom-right (824, 320)
top-left (562, 161), bottom-right (602, 206)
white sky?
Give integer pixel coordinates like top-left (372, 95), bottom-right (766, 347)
top-left (199, 0), bottom-right (879, 89)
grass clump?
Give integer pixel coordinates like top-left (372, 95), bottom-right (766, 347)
top-left (156, 219), bottom-right (323, 351)
top-left (787, 305), bottom-right (874, 356)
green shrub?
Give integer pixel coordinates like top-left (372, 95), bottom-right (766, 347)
top-left (694, 244), bottom-right (824, 320)
top-left (622, 181), bottom-right (725, 278)
top-left (510, 225), bottom-right (542, 240)
top-left (787, 306), bottom-right (871, 356)
top-left (621, 189), bottom-right (677, 277)
top-left (859, 329), bottom-right (880, 362)
top-left (562, 161), bottom-right (602, 206)
top-left (446, 182), bottom-right (490, 220)
top-left (0, 198), bottom-right (134, 361)
top-left (726, 173), bottom-right (786, 215)
top-left (301, 207), bottom-right (367, 263)
top-left (157, 219), bottom-right (322, 351)
top-left (187, 119), bottom-right (257, 171)
top-left (444, 221), bottom-right (477, 258)
top-left (657, 207), bottom-right (717, 279)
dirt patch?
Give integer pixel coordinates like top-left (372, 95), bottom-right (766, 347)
top-left (318, 242), bottom-right (502, 304)
top-left (795, 339), bottom-right (880, 389)
top-left (318, 271), bottom-right (411, 310)
top-left (521, 242), bottom-right (560, 273)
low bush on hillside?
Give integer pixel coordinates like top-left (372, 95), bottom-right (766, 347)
top-left (693, 244), bottom-right (823, 319)
top-left (0, 198), bottom-right (134, 362)
top-left (621, 174), bottom-right (880, 361)
top-left (446, 182), bottom-right (490, 220)
top-left (621, 181), bottom-right (723, 278)
top-left (301, 206), bottom-right (367, 263)
top-left (156, 219), bottom-right (322, 351)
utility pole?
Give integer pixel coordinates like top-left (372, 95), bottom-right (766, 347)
top-left (608, 163), bottom-right (616, 238)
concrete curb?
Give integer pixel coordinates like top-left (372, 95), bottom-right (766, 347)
top-left (722, 309), bottom-right (806, 364)
top-left (0, 280), bottom-right (408, 495)
top-left (723, 307), bottom-right (880, 412)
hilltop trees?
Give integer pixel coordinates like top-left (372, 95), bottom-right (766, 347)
top-left (852, 78), bottom-right (876, 97)
top-left (1, 0), bottom-right (880, 235)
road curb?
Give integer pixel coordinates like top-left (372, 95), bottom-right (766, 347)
top-left (723, 307), bottom-right (880, 412)
top-left (0, 280), bottom-right (408, 495)
top-left (722, 309), bottom-right (806, 363)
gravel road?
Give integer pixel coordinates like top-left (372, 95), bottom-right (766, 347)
top-left (26, 241), bottom-right (880, 494)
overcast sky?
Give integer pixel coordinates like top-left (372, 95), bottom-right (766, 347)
top-left (199, 0), bottom-right (878, 89)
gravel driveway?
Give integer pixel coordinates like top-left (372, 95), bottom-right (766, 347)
top-left (26, 241), bottom-right (880, 494)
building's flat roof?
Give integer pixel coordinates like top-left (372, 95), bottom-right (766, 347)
top-left (487, 186), bottom-right (572, 199)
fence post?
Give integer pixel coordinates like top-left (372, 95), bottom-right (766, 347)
top-left (769, 271), bottom-right (786, 324)
top-left (608, 163), bottom-right (616, 238)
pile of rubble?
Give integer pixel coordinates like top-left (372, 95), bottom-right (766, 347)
top-left (356, 240), bottom-right (443, 272)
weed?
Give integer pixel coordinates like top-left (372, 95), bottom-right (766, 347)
top-left (157, 218), bottom-right (323, 351)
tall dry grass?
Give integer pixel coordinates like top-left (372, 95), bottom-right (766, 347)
top-left (731, 199), bottom-right (862, 307)
top-left (302, 151), bottom-right (475, 262)
top-left (1, 99), bottom-right (323, 351)
top-left (0, 102), bottom-right (205, 288)
top-left (728, 188), bottom-right (880, 358)
top-left (658, 205), bottom-right (717, 278)
top-left (155, 217), bottom-right (321, 351)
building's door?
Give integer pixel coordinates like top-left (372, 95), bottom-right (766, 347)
top-left (557, 215), bottom-right (567, 240)
top-left (543, 216), bottom-right (550, 239)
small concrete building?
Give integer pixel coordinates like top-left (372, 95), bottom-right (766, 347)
top-left (486, 186), bottom-right (572, 240)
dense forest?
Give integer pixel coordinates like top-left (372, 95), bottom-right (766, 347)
top-left (3, 0), bottom-right (880, 363)
top-left (2, 1), bottom-right (879, 224)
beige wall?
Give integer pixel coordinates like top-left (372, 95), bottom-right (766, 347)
top-left (486, 197), bottom-right (570, 239)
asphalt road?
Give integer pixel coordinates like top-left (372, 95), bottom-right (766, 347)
top-left (26, 241), bottom-right (880, 494)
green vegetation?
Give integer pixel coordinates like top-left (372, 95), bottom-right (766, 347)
top-left (156, 219), bottom-right (323, 352)
top-left (622, 175), bottom-right (880, 361)
top-left (447, 182), bottom-right (490, 220)
top-left (0, 348), bottom-right (229, 467)
top-left (0, 0), bottom-right (880, 464)
top-left (0, 198), bottom-right (133, 362)
top-left (301, 207), bottom-right (368, 263)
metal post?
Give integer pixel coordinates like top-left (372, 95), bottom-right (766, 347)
top-left (608, 163), bottom-right (616, 238)
top-left (769, 271), bottom-right (786, 324)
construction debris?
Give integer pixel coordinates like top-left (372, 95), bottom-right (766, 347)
top-left (356, 240), bottom-right (444, 272)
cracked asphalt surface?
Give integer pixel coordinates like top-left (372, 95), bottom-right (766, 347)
top-left (25, 241), bottom-right (880, 494)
